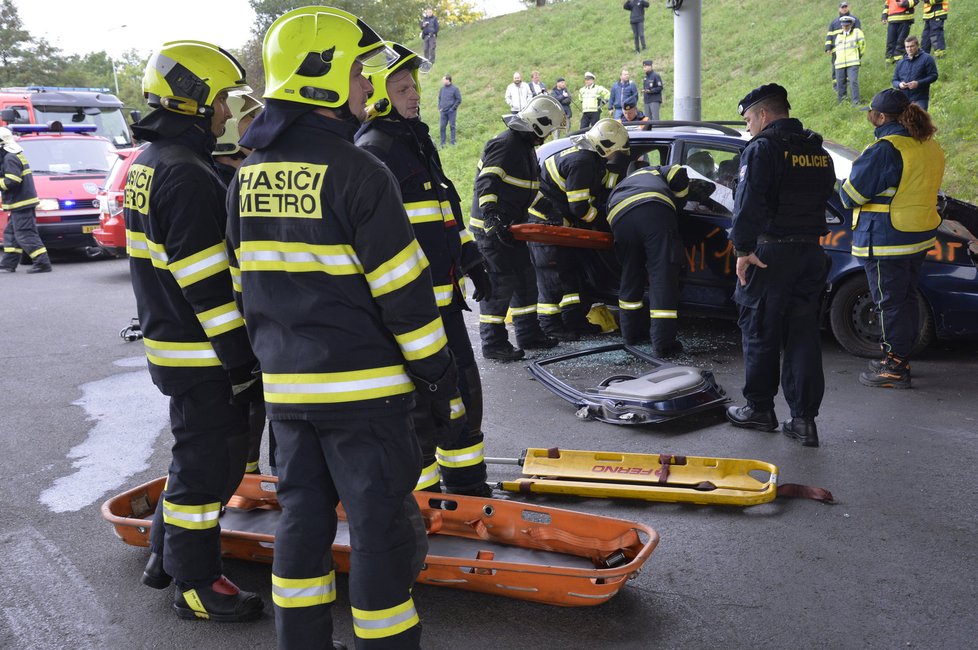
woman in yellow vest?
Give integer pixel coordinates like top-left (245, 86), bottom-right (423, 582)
top-left (840, 88), bottom-right (944, 389)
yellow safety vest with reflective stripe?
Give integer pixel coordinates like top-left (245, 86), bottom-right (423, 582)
top-left (579, 84), bottom-right (610, 113)
top-left (0, 151), bottom-right (39, 211)
top-left (922, 1), bottom-right (948, 19)
top-left (834, 28), bottom-right (865, 68)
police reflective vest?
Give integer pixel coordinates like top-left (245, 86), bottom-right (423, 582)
top-left (578, 84), bottom-right (611, 113)
top-left (731, 118), bottom-right (836, 253)
top-left (356, 116), bottom-right (480, 312)
top-left (825, 14), bottom-right (863, 52)
top-left (123, 125), bottom-right (255, 395)
top-left (0, 150), bottom-right (39, 211)
top-left (922, 1), bottom-right (948, 19)
top-left (470, 128), bottom-right (541, 232)
top-left (606, 165), bottom-right (688, 226)
top-left (834, 28), bottom-right (866, 68)
top-left (530, 145), bottom-right (609, 225)
top-left (226, 111), bottom-right (451, 417)
top-left (841, 123), bottom-right (944, 258)
top-left (884, 0), bottom-right (916, 21)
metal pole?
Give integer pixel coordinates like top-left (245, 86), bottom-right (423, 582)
top-left (111, 58), bottom-right (120, 96)
top-left (672, 0), bottom-right (702, 121)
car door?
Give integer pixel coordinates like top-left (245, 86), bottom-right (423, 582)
top-left (674, 141), bottom-right (744, 313)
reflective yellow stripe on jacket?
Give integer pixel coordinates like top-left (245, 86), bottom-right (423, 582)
top-left (262, 365), bottom-right (414, 404)
top-left (143, 338), bottom-right (220, 367)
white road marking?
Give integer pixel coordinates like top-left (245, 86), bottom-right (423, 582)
top-left (39, 357), bottom-right (168, 513)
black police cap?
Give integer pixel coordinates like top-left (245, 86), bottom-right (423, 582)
top-left (861, 88), bottom-right (911, 114)
top-left (623, 101), bottom-right (636, 110)
top-left (737, 83), bottom-right (791, 116)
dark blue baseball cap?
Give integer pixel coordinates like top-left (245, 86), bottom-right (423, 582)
top-left (861, 88), bottom-right (910, 113)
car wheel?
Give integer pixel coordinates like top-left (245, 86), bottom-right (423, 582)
top-left (828, 275), bottom-right (935, 358)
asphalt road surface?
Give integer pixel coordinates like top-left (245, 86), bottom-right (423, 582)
top-left (1, 253), bottom-right (976, 649)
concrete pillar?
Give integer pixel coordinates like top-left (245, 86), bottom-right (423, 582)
top-left (672, 0), bottom-right (702, 121)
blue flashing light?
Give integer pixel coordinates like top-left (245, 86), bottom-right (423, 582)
top-left (9, 124), bottom-right (98, 134)
top-left (64, 200), bottom-right (76, 208)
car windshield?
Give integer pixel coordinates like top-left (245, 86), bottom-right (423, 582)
top-left (19, 137), bottom-right (116, 175)
top-left (824, 140), bottom-right (859, 183)
top-left (32, 105), bottom-right (132, 147)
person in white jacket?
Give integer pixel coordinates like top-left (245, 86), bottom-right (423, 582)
top-left (505, 72), bottom-right (533, 113)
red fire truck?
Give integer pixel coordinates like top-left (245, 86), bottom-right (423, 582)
top-left (0, 86), bottom-right (133, 148)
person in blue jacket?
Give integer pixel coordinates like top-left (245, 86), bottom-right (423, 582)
top-left (892, 35), bottom-right (938, 109)
top-left (608, 69), bottom-right (639, 119)
top-left (840, 88), bottom-right (944, 389)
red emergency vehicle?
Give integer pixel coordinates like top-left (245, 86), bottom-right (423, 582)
top-left (0, 86), bottom-right (133, 148)
top-left (93, 144), bottom-right (144, 257)
top-left (0, 124), bottom-right (116, 252)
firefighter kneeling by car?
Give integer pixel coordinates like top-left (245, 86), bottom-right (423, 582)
top-left (606, 163), bottom-right (690, 355)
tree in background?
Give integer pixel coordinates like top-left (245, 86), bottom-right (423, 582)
top-left (243, 0), bottom-right (483, 97)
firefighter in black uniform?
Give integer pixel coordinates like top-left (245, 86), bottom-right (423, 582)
top-left (0, 128), bottom-right (51, 273)
top-left (125, 40), bottom-right (263, 620)
top-left (724, 83), bottom-right (835, 448)
top-left (356, 42), bottom-right (493, 497)
top-left (211, 93), bottom-right (275, 477)
top-left (528, 118), bottom-right (629, 339)
top-left (226, 8), bottom-right (460, 648)
top-left (470, 94), bottom-right (567, 361)
top-left (606, 163), bottom-right (690, 354)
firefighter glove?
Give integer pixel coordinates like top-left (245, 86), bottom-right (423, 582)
top-left (228, 362), bottom-right (263, 405)
top-left (409, 353), bottom-right (466, 444)
top-left (467, 264), bottom-right (492, 302)
top-left (482, 212), bottom-right (513, 246)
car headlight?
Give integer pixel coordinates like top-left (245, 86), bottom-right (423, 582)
top-left (37, 198), bottom-right (60, 211)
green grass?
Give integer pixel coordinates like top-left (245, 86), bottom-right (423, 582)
top-left (408, 0), bottom-right (977, 210)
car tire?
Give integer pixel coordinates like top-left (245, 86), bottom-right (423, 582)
top-left (828, 275), bottom-right (935, 358)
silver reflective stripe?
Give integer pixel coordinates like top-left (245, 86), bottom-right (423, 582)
top-left (170, 251), bottom-right (228, 282)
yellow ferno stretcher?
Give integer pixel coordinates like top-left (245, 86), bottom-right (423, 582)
top-left (102, 474), bottom-right (660, 607)
top-left (491, 448), bottom-right (834, 506)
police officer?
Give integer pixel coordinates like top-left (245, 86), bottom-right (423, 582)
top-left (0, 128), bottom-right (51, 273)
top-left (840, 88), bottom-right (944, 389)
top-left (356, 42), bottom-right (493, 498)
top-left (528, 118), bottom-right (629, 340)
top-left (606, 163), bottom-right (689, 354)
top-left (125, 40), bottom-right (263, 620)
top-left (226, 8), bottom-right (459, 648)
top-left (470, 94), bottom-right (567, 361)
top-left (724, 83), bottom-right (835, 448)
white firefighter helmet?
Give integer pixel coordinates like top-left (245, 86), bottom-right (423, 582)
top-left (573, 118), bottom-right (629, 158)
top-left (504, 94), bottom-right (566, 138)
top-left (0, 126), bottom-right (22, 153)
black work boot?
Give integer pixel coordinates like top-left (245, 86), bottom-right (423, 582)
top-left (173, 576), bottom-right (264, 622)
top-left (867, 352), bottom-right (911, 375)
top-left (725, 405), bottom-right (778, 432)
top-left (782, 418), bottom-right (819, 447)
top-left (0, 265), bottom-right (15, 273)
top-left (859, 355), bottom-right (911, 389)
top-left (652, 340), bottom-right (684, 358)
top-left (482, 342), bottom-right (524, 362)
top-left (518, 333), bottom-right (559, 350)
top-left (543, 325), bottom-right (580, 342)
top-left (141, 552), bottom-right (172, 589)
top-left (26, 262), bottom-right (52, 274)
top-left (448, 482), bottom-right (494, 498)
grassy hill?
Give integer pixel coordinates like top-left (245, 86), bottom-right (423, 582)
top-left (408, 0), bottom-right (977, 211)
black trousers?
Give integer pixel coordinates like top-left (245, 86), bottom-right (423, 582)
top-left (611, 204), bottom-right (683, 348)
top-left (272, 414), bottom-right (426, 650)
top-left (148, 380), bottom-right (250, 586)
top-left (921, 17), bottom-right (946, 52)
top-left (630, 20), bottom-right (646, 51)
top-left (733, 244), bottom-right (830, 419)
top-left (861, 252), bottom-right (926, 360)
top-left (476, 236), bottom-right (544, 348)
top-left (580, 111), bottom-right (600, 130)
top-left (528, 242), bottom-right (589, 334)
top-left (1, 208), bottom-right (50, 269)
top-left (886, 20), bottom-right (912, 59)
top-left (412, 309), bottom-right (486, 492)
